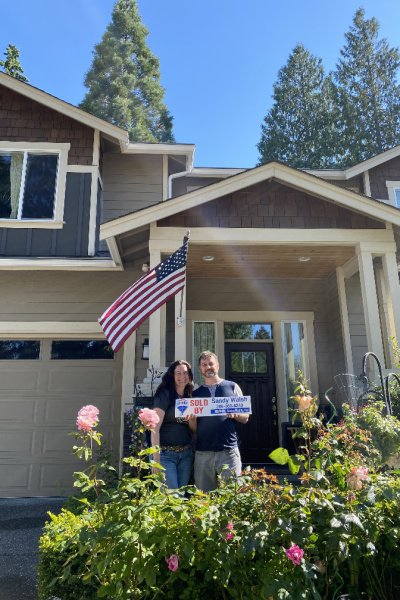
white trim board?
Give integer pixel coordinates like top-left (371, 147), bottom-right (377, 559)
top-left (0, 258), bottom-right (122, 271)
top-left (0, 321), bottom-right (104, 338)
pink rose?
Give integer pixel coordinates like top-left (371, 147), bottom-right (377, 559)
top-left (166, 554), bottom-right (179, 572)
top-left (285, 544), bottom-right (304, 565)
top-left (76, 405), bottom-right (99, 431)
top-left (296, 395), bottom-right (313, 413)
top-left (225, 532), bottom-right (234, 541)
top-left (138, 408), bottom-right (160, 430)
top-left (347, 466), bottom-right (368, 490)
top-left (226, 521), bottom-right (234, 530)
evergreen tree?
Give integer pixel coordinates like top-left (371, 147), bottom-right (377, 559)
top-left (0, 44), bottom-right (28, 82)
top-left (333, 8), bottom-right (400, 165)
top-left (257, 45), bottom-right (337, 168)
top-left (80, 0), bottom-right (174, 142)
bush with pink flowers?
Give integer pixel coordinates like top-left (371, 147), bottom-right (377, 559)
top-left (38, 394), bottom-right (400, 600)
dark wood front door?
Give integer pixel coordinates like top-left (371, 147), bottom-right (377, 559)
top-left (224, 342), bottom-right (278, 464)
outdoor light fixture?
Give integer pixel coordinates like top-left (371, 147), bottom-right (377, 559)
top-left (298, 256), bottom-right (311, 262)
top-left (142, 338), bottom-right (149, 360)
top-left (142, 263), bottom-right (150, 272)
top-left (202, 255), bottom-right (215, 262)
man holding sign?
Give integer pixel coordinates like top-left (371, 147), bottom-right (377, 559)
top-left (191, 351), bottom-right (249, 492)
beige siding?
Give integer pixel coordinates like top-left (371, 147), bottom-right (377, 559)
top-left (186, 277), bottom-right (341, 398)
top-left (326, 272), bottom-right (346, 377)
top-left (102, 153), bottom-right (163, 222)
top-left (345, 272), bottom-right (367, 373)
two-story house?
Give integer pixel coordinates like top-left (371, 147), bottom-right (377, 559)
top-left (1, 72), bottom-right (400, 497)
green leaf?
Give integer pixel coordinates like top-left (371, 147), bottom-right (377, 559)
top-left (288, 455), bottom-right (302, 474)
top-left (330, 517), bottom-right (342, 528)
top-left (344, 513), bottom-right (364, 530)
top-left (269, 447), bottom-right (289, 465)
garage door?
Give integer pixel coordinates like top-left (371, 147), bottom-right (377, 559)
top-left (0, 338), bottom-right (123, 497)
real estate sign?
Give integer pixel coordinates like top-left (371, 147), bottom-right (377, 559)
top-left (175, 396), bottom-right (252, 417)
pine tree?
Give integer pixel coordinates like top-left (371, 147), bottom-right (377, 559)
top-left (80, 0), bottom-right (174, 142)
top-left (257, 44), bottom-right (337, 169)
top-left (333, 8), bottom-right (400, 165)
top-left (0, 44), bottom-right (28, 82)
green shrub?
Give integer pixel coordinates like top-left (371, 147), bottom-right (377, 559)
top-left (39, 400), bottom-right (400, 600)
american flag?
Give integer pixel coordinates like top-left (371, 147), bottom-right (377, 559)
top-left (99, 241), bottom-right (188, 352)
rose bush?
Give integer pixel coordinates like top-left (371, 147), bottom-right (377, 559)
top-left (39, 395), bottom-right (400, 599)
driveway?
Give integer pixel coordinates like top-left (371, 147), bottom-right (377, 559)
top-left (0, 497), bottom-right (65, 600)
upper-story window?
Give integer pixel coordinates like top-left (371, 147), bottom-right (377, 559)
top-left (385, 181), bottom-right (400, 208)
top-left (0, 142), bottom-right (69, 227)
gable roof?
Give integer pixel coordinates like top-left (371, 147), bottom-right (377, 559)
top-left (100, 160), bottom-right (400, 240)
top-left (0, 72), bottom-right (129, 148)
top-left (306, 144), bottom-right (400, 180)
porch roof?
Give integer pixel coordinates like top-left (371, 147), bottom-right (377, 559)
top-left (100, 161), bottom-right (400, 241)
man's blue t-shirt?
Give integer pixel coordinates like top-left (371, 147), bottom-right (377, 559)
top-left (193, 380), bottom-right (239, 451)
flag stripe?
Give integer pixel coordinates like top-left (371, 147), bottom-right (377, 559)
top-left (105, 269), bottom-right (186, 344)
top-left (98, 241), bottom-right (189, 352)
top-left (109, 276), bottom-right (186, 352)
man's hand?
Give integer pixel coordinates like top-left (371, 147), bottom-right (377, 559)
top-left (227, 413), bottom-right (249, 424)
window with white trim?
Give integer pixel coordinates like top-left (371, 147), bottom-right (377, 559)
top-left (0, 142), bottom-right (69, 224)
top-left (385, 181), bottom-right (400, 208)
top-left (282, 321), bottom-right (309, 405)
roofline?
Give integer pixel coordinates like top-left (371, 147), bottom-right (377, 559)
top-left (189, 167), bottom-right (246, 177)
top-left (0, 72), bottom-right (129, 146)
top-left (304, 169), bottom-right (346, 180)
top-left (306, 145), bottom-right (400, 180)
top-left (100, 161), bottom-right (400, 240)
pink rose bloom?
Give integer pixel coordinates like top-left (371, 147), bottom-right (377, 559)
top-left (225, 532), bottom-right (234, 541)
top-left (166, 554), bottom-right (179, 572)
top-left (226, 521), bottom-right (234, 530)
top-left (76, 405), bottom-right (99, 431)
top-left (347, 466), bottom-right (368, 490)
top-left (285, 544), bottom-right (304, 565)
top-left (296, 395), bottom-right (313, 413)
top-left (138, 408), bottom-right (160, 430)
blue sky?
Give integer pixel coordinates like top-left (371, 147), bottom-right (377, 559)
top-left (1, 1), bottom-right (400, 168)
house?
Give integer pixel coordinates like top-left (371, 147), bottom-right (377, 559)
top-left (1, 72), bottom-right (400, 497)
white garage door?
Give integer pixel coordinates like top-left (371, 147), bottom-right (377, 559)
top-left (0, 339), bottom-right (123, 497)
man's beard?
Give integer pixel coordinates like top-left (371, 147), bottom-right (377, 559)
top-left (205, 369), bottom-right (216, 377)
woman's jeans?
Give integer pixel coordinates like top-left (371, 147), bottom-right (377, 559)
top-left (160, 447), bottom-right (193, 490)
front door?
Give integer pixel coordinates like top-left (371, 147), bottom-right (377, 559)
top-left (224, 342), bottom-right (278, 464)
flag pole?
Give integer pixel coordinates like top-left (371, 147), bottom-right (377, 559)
top-left (177, 230), bottom-right (190, 327)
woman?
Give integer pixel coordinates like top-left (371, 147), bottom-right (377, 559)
top-left (151, 360), bottom-right (195, 490)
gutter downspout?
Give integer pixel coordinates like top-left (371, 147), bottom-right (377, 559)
top-left (167, 149), bottom-right (195, 199)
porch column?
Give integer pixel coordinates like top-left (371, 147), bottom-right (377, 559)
top-left (357, 247), bottom-right (385, 370)
top-left (175, 286), bottom-right (186, 361)
top-left (336, 266), bottom-right (354, 374)
top-left (148, 249), bottom-right (162, 368)
top-left (381, 250), bottom-right (400, 364)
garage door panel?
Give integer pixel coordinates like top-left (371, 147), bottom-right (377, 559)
top-left (48, 368), bottom-right (117, 393)
top-left (0, 370), bottom-right (40, 391)
top-left (0, 462), bottom-right (33, 490)
top-left (40, 462), bottom-right (83, 494)
top-left (0, 400), bottom-right (37, 422)
top-left (44, 397), bottom-right (116, 423)
top-left (0, 430), bottom-right (34, 454)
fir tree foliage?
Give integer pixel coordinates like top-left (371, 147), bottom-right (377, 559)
top-left (80, 0), bottom-right (174, 142)
top-left (257, 44), bottom-right (337, 169)
top-left (333, 8), bottom-right (400, 165)
top-left (0, 44), bottom-right (28, 82)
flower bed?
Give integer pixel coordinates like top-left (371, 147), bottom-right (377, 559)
top-left (39, 391), bottom-right (400, 599)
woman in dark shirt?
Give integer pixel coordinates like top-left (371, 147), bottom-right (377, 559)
top-left (151, 360), bottom-right (195, 489)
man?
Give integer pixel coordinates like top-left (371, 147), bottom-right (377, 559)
top-left (192, 350), bottom-right (249, 492)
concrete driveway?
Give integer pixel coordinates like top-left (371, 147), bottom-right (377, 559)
top-left (0, 497), bottom-right (65, 600)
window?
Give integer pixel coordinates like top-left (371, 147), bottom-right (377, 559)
top-left (0, 151), bottom-right (58, 219)
top-left (0, 142), bottom-right (69, 225)
top-left (230, 350), bottom-right (268, 373)
top-left (51, 340), bottom-right (114, 360)
top-left (193, 322), bottom-right (215, 383)
top-left (282, 322), bottom-right (309, 404)
top-left (0, 340), bottom-right (40, 359)
top-left (224, 323), bottom-right (272, 340)
top-left (385, 181), bottom-right (400, 208)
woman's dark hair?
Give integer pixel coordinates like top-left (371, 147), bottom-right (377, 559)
top-left (155, 360), bottom-right (194, 397)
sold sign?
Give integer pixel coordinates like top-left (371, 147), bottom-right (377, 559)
top-left (175, 396), bottom-right (252, 418)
